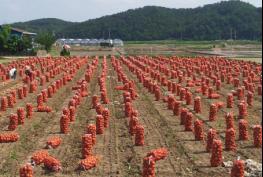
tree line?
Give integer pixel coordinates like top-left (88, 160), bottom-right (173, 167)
top-left (12, 1), bottom-right (262, 41)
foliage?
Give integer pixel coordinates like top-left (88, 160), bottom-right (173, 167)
top-left (6, 36), bottom-right (32, 54)
top-left (35, 32), bottom-right (56, 52)
top-left (12, 18), bottom-right (75, 34)
top-left (21, 36), bottom-right (33, 49)
top-left (11, 1), bottom-right (262, 41)
top-left (0, 25), bottom-right (11, 51)
top-left (0, 25), bottom-right (34, 55)
top-left (6, 35), bottom-right (21, 54)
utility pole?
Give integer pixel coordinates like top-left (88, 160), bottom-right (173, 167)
top-left (108, 29), bottom-right (111, 39)
top-left (230, 28), bottom-right (233, 57)
top-left (230, 28), bottom-right (233, 40)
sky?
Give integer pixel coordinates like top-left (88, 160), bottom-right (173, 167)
top-left (0, 0), bottom-right (262, 24)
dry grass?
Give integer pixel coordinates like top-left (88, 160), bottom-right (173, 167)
top-left (0, 57), bottom-right (17, 64)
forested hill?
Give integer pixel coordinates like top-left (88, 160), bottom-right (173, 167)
top-left (12, 1), bottom-right (262, 41)
top-left (12, 18), bottom-right (76, 34)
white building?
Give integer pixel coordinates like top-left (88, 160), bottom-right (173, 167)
top-left (56, 38), bottom-right (124, 47)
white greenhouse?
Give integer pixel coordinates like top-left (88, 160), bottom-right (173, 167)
top-left (56, 38), bottom-right (124, 47)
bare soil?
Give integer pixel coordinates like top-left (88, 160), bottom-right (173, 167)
top-left (0, 56), bottom-right (261, 177)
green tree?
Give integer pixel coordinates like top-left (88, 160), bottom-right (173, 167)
top-left (0, 25), bottom-right (11, 51)
top-left (35, 32), bottom-right (55, 52)
top-left (6, 35), bottom-right (21, 54)
top-left (20, 36), bottom-right (32, 51)
top-left (0, 25), bottom-right (34, 55)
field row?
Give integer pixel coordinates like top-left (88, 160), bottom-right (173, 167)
top-left (0, 56), bottom-right (262, 177)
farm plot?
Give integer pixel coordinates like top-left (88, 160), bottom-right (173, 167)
top-left (0, 55), bottom-right (261, 177)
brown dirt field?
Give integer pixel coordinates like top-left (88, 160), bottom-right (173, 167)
top-left (118, 56), bottom-right (262, 176)
top-left (0, 55), bottom-right (261, 177)
top-left (68, 47), bottom-right (123, 57)
top-left (123, 43), bottom-right (262, 63)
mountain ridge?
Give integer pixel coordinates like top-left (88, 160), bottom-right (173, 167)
top-left (11, 1), bottom-right (262, 40)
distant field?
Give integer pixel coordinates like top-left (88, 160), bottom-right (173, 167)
top-left (56, 46), bottom-right (124, 57)
top-left (125, 40), bottom-right (262, 45)
top-left (2, 40), bottom-right (260, 63)
top-left (123, 40), bottom-right (262, 62)
top-left (125, 40), bottom-right (262, 50)
top-left (230, 57), bottom-right (262, 63)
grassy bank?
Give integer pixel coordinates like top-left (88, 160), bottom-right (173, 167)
top-left (49, 47), bottom-right (60, 57)
top-left (0, 57), bottom-right (17, 64)
top-left (0, 57), bottom-right (8, 64)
